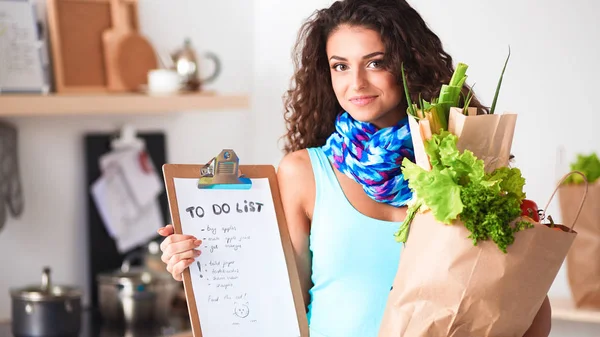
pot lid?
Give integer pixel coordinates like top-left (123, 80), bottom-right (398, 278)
top-left (97, 266), bottom-right (172, 285)
top-left (10, 267), bottom-right (81, 301)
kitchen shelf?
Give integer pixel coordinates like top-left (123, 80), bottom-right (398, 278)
top-left (0, 92), bottom-right (250, 117)
top-left (550, 297), bottom-right (600, 324)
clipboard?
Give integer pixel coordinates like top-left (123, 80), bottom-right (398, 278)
top-left (163, 149), bottom-right (308, 337)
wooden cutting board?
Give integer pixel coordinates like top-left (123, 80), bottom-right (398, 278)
top-left (103, 0), bottom-right (157, 92)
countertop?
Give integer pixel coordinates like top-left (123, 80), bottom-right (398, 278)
top-left (0, 309), bottom-right (192, 337)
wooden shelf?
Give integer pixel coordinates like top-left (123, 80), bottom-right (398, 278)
top-left (0, 92), bottom-right (250, 116)
top-left (550, 297), bottom-right (600, 324)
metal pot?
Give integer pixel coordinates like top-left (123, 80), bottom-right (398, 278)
top-left (10, 267), bottom-right (82, 337)
top-left (96, 257), bottom-right (180, 327)
top-left (143, 241), bottom-right (183, 319)
top-left (96, 266), bottom-right (156, 328)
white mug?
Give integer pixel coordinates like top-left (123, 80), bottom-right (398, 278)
top-left (147, 69), bottom-right (183, 95)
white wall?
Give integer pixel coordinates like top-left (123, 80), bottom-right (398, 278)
top-left (0, 0), bottom-right (254, 320)
top-left (407, 1), bottom-right (599, 335)
top-left (253, 0), bottom-right (600, 336)
top-left (251, 0), bottom-right (335, 164)
top-left (1, 0), bottom-right (599, 336)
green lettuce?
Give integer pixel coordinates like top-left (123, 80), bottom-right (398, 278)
top-left (564, 153), bottom-right (600, 184)
top-left (396, 131), bottom-right (529, 253)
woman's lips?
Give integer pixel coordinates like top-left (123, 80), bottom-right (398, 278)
top-left (349, 95), bottom-right (377, 107)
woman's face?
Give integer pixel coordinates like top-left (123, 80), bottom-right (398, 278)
top-left (326, 25), bottom-right (405, 129)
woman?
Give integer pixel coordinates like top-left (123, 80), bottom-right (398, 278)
top-left (158, 0), bottom-right (551, 336)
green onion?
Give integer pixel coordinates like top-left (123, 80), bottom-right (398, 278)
top-left (401, 63), bottom-right (415, 116)
top-left (490, 46), bottom-right (511, 114)
top-left (463, 83), bottom-right (476, 115)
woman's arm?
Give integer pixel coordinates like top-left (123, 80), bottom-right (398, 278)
top-left (277, 150), bottom-right (315, 310)
top-left (523, 296), bottom-right (551, 337)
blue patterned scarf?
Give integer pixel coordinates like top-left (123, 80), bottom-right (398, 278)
top-left (322, 112), bottom-right (414, 207)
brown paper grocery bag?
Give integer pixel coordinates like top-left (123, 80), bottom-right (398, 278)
top-left (448, 107), bottom-right (517, 173)
top-left (379, 212), bottom-right (576, 337)
top-left (379, 172), bottom-right (587, 337)
top-left (559, 181), bottom-right (600, 309)
top-left (409, 108), bottom-right (517, 173)
top-left (408, 115), bottom-right (432, 171)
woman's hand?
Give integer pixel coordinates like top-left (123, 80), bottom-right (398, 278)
top-left (157, 225), bottom-right (202, 281)
top-left (522, 296), bottom-right (551, 337)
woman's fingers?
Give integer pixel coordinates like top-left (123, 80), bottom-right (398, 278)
top-left (169, 249), bottom-right (201, 265)
top-left (157, 224), bottom-right (174, 237)
top-left (170, 258), bottom-right (196, 281)
top-left (158, 225), bottom-right (202, 281)
top-left (167, 250), bottom-right (201, 279)
top-left (160, 233), bottom-right (196, 254)
top-left (161, 236), bottom-right (202, 263)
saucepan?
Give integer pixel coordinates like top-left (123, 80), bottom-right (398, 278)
top-left (10, 267), bottom-right (82, 337)
top-left (96, 250), bottom-right (181, 327)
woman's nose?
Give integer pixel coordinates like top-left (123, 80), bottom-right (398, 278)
top-left (352, 69), bottom-right (367, 90)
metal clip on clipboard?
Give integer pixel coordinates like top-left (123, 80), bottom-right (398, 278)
top-left (197, 149), bottom-right (252, 190)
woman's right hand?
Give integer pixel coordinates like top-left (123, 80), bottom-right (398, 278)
top-left (157, 225), bottom-right (202, 281)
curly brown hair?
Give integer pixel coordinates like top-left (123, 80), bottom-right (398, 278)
top-left (282, 0), bottom-right (487, 153)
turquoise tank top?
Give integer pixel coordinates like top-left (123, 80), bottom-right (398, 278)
top-left (306, 147), bottom-right (403, 337)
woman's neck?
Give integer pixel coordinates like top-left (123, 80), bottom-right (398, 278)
top-left (370, 106), bottom-right (407, 129)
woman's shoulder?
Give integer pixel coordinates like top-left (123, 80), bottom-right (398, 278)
top-left (277, 149), bottom-right (313, 181)
top-left (277, 149), bottom-right (317, 217)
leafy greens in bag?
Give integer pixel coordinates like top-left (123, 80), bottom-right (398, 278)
top-left (396, 131), bottom-right (531, 253)
top-left (564, 153), bottom-right (600, 184)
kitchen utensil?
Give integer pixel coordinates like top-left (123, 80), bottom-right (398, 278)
top-left (96, 265), bottom-right (156, 327)
top-left (171, 38), bottom-right (221, 91)
top-left (97, 251), bottom-right (181, 327)
top-left (147, 69), bottom-right (183, 95)
top-left (0, 121), bottom-right (23, 234)
top-left (10, 267), bottom-right (82, 337)
top-left (120, 247), bottom-right (182, 320)
top-left (103, 0), bottom-right (157, 92)
top-left (143, 241), bottom-right (183, 319)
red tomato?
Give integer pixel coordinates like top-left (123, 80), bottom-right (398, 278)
top-left (520, 199), bottom-right (540, 222)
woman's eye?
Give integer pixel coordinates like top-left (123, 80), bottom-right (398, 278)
top-left (368, 60), bottom-right (384, 69)
top-left (332, 64), bottom-right (348, 71)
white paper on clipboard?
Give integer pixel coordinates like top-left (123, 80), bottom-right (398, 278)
top-left (172, 177), bottom-right (302, 337)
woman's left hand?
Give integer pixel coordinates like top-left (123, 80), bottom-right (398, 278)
top-left (522, 296), bottom-right (551, 337)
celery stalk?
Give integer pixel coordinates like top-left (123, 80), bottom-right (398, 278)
top-left (395, 201), bottom-right (422, 243)
top-left (450, 62), bottom-right (469, 87)
top-left (426, 106), bottom-right (443, 134)
top-left (431, 103), bottom-right (448, 131)
top-left (440, 63), bottom-right (469, 106)
top-left (435, 63), bottom-right (469, 130)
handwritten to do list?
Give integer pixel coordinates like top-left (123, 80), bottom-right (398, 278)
top-left (173, 178), bottom-right (301, 337)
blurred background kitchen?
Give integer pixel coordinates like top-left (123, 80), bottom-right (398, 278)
top-left (0, 0), bottom-right (598, 337)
